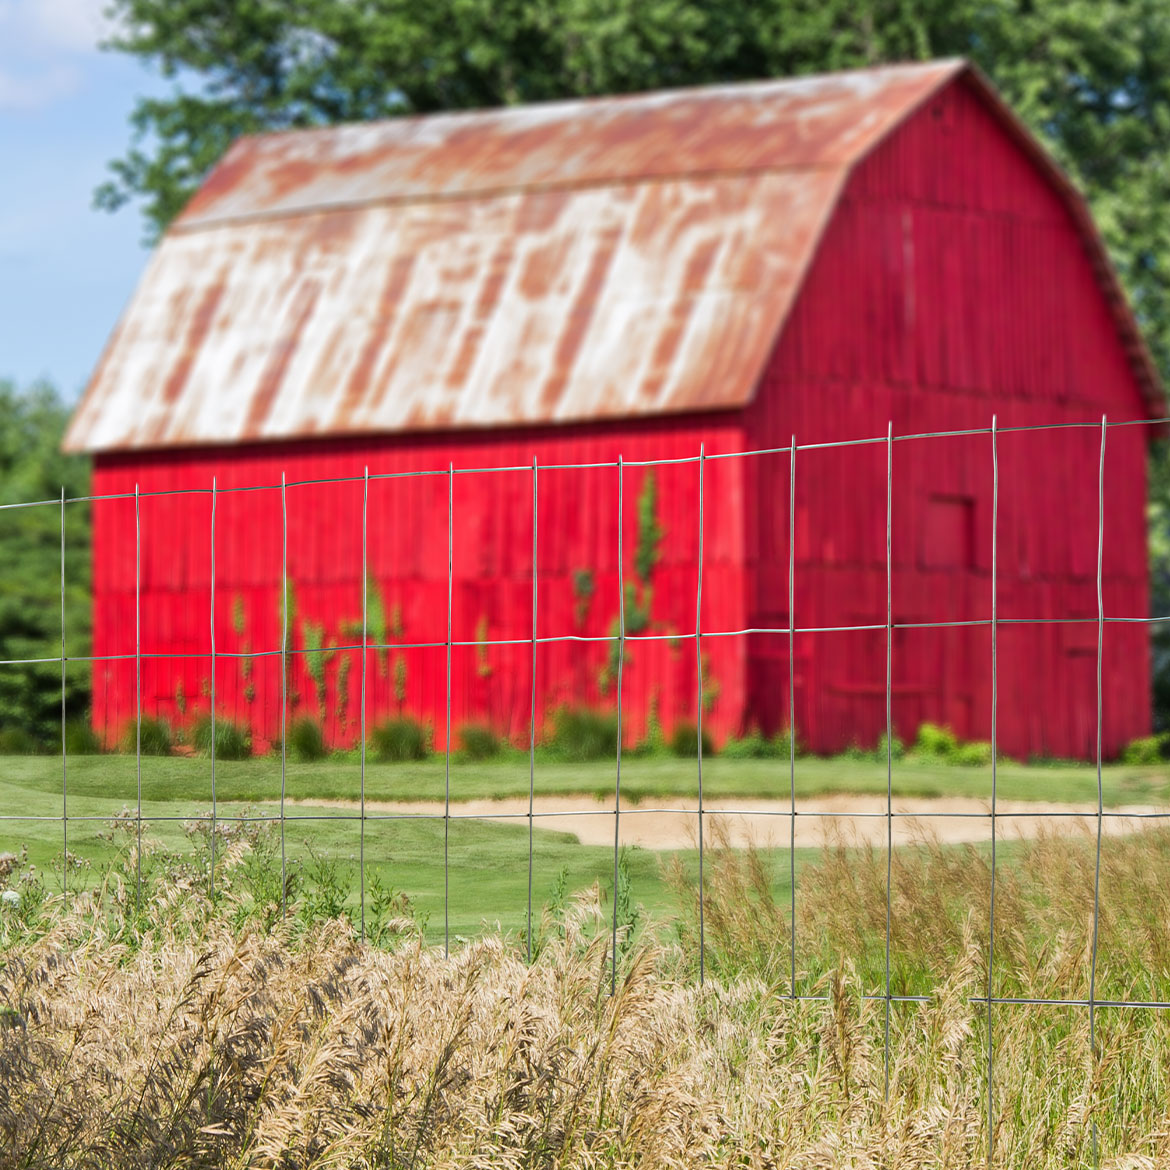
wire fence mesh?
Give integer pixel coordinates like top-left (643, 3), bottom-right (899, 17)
top-left (4, 413), bottom-right (1170, 1164)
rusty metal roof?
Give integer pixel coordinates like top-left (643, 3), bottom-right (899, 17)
top-left (63, 59), bottom-right (1161, 453)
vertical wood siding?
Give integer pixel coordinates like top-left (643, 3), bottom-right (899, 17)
top-left (90, 417), bottom-right (747, 753)
top-left (742, 75), bottom-right (1151, 760)
top-left (88, 73), bottom-right (1153, 762)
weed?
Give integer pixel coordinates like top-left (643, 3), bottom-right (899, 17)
top-left (192, 715), bottom-right (251, 760)
top-left (367, 870), bottom-right (424, 946)
top-left (62, 719), bottom-right (102, 755)
top-left (288, 716), bottom-right (328, 762)
top-left (669, 719), bottom-right (713, 758)
top-left (458, 723), bottom-right (502, 760)
top-left (953, 739), bottom-right (993, 766)
top-left (372, 716), bottom-right (430, 762)
top-left (547, 706), bottom-right (618, 761)
top-left (0, 727), bottom-right (39, 754)
top-left (299, 842), bottom-right (352, 925)
top-left (912, 721), bottom-right (960, 759)
top-left (124, 715), bottom-right (173, 757)
top-left (721, 725), bottom-right (797, 759)
top-left (1122, 733), bottom-right (1170, 764)
top-left (6, 826), bottom-right (1170, 1166)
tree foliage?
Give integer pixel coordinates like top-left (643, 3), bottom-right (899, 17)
top-left (97, 0), bottom-right (1170, 376)
top-left (0, 382), bottom-right (91, 747)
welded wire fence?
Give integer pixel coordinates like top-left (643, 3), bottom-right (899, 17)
top-left (3, 412), bottom-right (1170, 1163)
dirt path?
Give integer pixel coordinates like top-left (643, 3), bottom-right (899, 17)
top-left (288, 794), bottom-right (1167, 851)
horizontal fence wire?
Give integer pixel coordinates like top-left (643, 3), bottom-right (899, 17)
top-left (5, 412), bottom-right (1170, 1169)
top-left (7, 617), bottom-right (1170, 667)
top-left (2, 414), bottom-right (1169, 513)
top-left (7, 616), bottom-right (1170, 667)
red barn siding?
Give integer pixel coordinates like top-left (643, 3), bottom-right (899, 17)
top-left (90, 418), bottom-right (749, 754)
top-left (742, 76), bottom-right (1150, 760)
top-left (83, 71), bottom-right (1156, 763)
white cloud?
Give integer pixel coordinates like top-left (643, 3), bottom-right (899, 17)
top-left (0, 61), bottom-right (81, 108)
top-left (0, 0), bottom-right (116, 56)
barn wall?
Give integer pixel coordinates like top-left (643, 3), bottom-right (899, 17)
top-left (742, 75), bottom-right (1152, 760)
top-left (89, 416), bottom-right (748, 753)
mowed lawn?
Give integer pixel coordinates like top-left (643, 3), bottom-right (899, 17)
top-left (2, 750), bottom-right (1164, 939)
top-left (5, 748), bottom-right (1170, 808)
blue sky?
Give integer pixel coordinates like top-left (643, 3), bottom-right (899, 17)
top-left (0, 0), bottom-right (159, 400)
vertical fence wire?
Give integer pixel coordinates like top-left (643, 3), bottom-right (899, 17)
top-left (360, 466), bottom-right (369, 941)
top-left (445, 463), bottom-right (453, 959)
top-left (60, 488), bottom-right (67, 904)
top-left (135, 483), bottom-right (142, 908)
top-left (612, 455), bottom-right (625, 994)
top-left (526, 456), bottom-right (538, 959)
top-left (788, 436), bottom-right (797, 998)
top-left (280, 473), bottom-right (288, 917)
top-left (1089, 414), bottom-right (1107, 1164)
top-left (527, 458), bottom-right (538, 962)
top-left (987, 415), bottom-right (999, 1167)
top-left (884, 422), bottom-right (894, 1098)
top-left (209, 476), bottom-right (217, 896)
top-left (696, 444), bottom-right (706, 985)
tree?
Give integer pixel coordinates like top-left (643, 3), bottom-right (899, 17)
top-left (0, 381), bottom-right (91, 748)
top-left (97, 0), bottom-right (1170, 373)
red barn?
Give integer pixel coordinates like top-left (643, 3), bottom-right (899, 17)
top-left (65, 59), bottom-right (1162, 761)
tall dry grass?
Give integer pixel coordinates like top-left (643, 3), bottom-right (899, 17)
top-left (2, 820), bottom-right (1170, 1166)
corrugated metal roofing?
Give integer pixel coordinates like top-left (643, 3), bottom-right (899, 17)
top-left (178, 62), bottom-right (961, 226)
top-left (64, 59), bottom-right (1161, 452)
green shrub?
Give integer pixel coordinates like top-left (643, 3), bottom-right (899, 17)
top-left (288, 717), bottom-right (327, 762)
top-left (547, 707), bottom-right (618, 761)
top-left (458, 723), bottom-right (501, 760)
top-left (721, 726), bottom-right (792, 759)
top-left (63, 720), bottom-right (102, 756)
top-left (773, 727), bottom-right (799, 759)
top-left (670, 720), bottom-right (714, 758)
top-left (629, 703), bottom-right (668, 758)
top-left (192, 715), bottom-right (251, 760)
top-left (0, 727), bottom-right (39, 754)
top-left (953, 740), bottom-right (993, 767)
top-left (1122, 734), bottom-right (1170, 765)
top-left (372, 716), bottom-right (430, 762)
top-left (913, 722), bottom-right (959, 760)
top-left (122, 716), bottom-right (173, 757)
top-left (839, 733), bottom-right (903, 764)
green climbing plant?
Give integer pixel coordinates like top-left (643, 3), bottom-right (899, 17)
top-left (300, 618), bottom-right (336, 719)
top-left (599, 471), bottom-right (663, 694)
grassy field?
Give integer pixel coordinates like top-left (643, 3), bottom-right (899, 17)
top-left (1, 749), bottom-right (1158, 942)
top-left (4, 821), bottom-right (1170, 1166)
top-left (4, 746), bottom-right (1170, 809)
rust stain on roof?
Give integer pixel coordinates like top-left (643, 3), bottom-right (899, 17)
top-left (63, 59), bottom-right (1162, 453)
top-left (178, 62), bottom-right (960, 227)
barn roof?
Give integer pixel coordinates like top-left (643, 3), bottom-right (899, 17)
top-left (64, 60), bottom-right (1162, 453)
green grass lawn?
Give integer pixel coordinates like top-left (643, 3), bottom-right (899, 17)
top-left (3, 748), bottom-right (1168, 810)
top-left (0, 749), bottom-right (1147, 942)
top-left (0, 772), bottom-right (692, 939)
